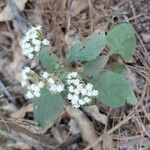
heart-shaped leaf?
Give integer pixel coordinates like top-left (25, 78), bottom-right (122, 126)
top-left (38, 46), bottom-right (59, 72)
top-left (107, 23), bottom-right (136, 60)
top-left (83, 55), bottom-right (109, 77)
top-left (67, 32), bottom-right (106, 61)
top-left (92, 71), bottom-right (138, 108)
top-left (33, 88), bottom-right (64, 130)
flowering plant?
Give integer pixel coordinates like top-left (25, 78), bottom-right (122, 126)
top-left (20, 23), bottom-right (138, 129)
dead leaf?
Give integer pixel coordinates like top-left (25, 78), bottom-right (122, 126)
top-left (84, 105), bottom-right (108, 125)
top-left (102, 136), bottom-right (114, 150)
top-left (10, 41), bottom-right (25, 82)
top-left (0, 0), bottom-right (28, 21)
top-left (10, 104), bottom-right (33, 119)
top-left (51, 126), bottom-right (69, 144)
top-left (70, 0), bottom-right (89, 17)
top-left (68, 119), bottom-right (80, 134)
top-left (65, 30), bottom-right (79, 49)
top-left (1, 103), bottom-right (18, 113)
top-left (65, 105), bottom-right (102, 150)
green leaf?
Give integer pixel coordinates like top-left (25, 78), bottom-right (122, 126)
top-left (83, 55), bottom-right (109, 77)
top-left (107, 23), bottom-right (136, 60)
top-left (38, 46), bottom-right (58, 72)
top-left (67, 32), bottom-right (106, 61)
top-left (92, 71), bottom-right (138, 108)
top-left (127, 91), bottom-right (138, 105)
top-left (106, 62), bottom-right (127, 76)
top-left (33, 88), bottom-right (64, 130)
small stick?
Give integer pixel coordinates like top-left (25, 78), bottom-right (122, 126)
top-left (0, 80), bottom-right (16, 103)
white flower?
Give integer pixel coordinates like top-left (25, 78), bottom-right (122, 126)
top-left (42, 39), bottom-right (49, 45)
top-left (21, 72), bottom-right (28, 80)
top-left (33, 85), bottom-right (41, 92)
top-left (83, 97), bottom-right (91, 103)
top-left (30, 84), bottom-right (36, 91)
top-left (49, 84), bottom-right (57, 93)
top-left (32, 39), bottom-right (41, 46)
top-left (43, 72), bottom-right (49, 79)
top-left (66, 72), bottom-right (99, 108)
top-left (28, 53), bottom-right (34, 59)
top-left (24, 67), bottom-right (30, 73)
top-left (21, 80), bottom-right (27, 87)
top-left (86, 83), bottom-right (93, 91)
top-left (26, 91), bottom-right (34, 99)
top-left (67, 79), bottom-right (71, 85)
top-left (38, 81), bottom-right (44, 88)
top-left (56, 84), bottom-right (64, 92)
top-left (71, 72), bottom-right (78, 78)
top-left (87, 91), bottom-right (93, 97)
top-left (81, 88), bottom-right (87, 96)
top-left (67, 72), bottom-right (78, 79)
top-left (33, 90), bottom-right (41, 97)
top-left (67, 93), bottom-right (73, 100)
top-left (48, 78), bottom-right (55, 84)
top-left (67, 74), bottom-right (72, 80)
top-left (20, 26), bottom-right (44, 59)
top-left (72, 79), bottom-right (80, 86)
top-left (92, 90), bottom-right (99, 96)
top-left (79, 99), bottom-right (86, 105)
top-left (71, 99), bottom-right (79, 106)
top-left (76, 84), bottom-right (83, 91)
top-left (34, 45), bottom-right (40, 52)
top-left (72, 95), bottom-right (79, 102)
top-left (36, 25), bottom-right (42, 30)
top-left (74, 89), bottom-right (80, 95)
top-left (69, 85), bottom-right (74, 93)
top-left (73, 104), bottom-right (80, 108)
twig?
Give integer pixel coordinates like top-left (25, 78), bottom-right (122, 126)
top-left (0, 80), bottom-right (16, 103)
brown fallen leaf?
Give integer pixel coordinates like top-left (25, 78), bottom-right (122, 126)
top-left (0, 0), bottom-right (28, 21)
top-left (84, 105), bottom-right (108, 125)
top-left (1, 103), bottom-right (18, 113)
top-left (102, 136), bottom-right (114, 150)
top-left (69, 0), bottom-right (89, 17)
top-left (10, 40), bottom-right (25, 81)
top-left (65, 105), bottom-right (102, 150)
top-left (65, 30), bottom-right (80, 49)
top-left (51, 126), bottom-right (69, 144)
top-left (10, 104), bottom-right (33, 119)
top-left (68, 119), bottom-right (80, 134)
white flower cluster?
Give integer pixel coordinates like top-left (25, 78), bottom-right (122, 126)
top-left (42, 72), bottom-right (64, 94)
top-left (20, 26), bottom-right (49, 59)
top-left (21, 66), bottom-right (31, 87)
top-left (20, 67), bottom-right (64, 99)
top-left (66, 72), bottom-right (99, 108)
